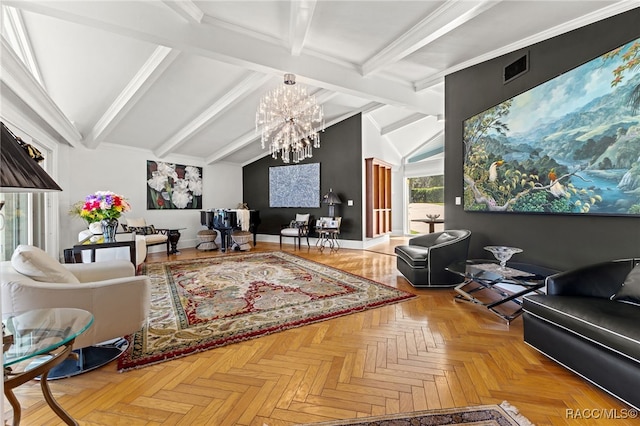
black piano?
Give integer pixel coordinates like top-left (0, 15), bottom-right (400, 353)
top-left (200, 209), bottom-right (261, 252)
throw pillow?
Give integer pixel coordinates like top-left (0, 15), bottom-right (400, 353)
top-left (11, 245), bottom-right (80, 284)
top-left (128, 226), bottom-right (146, 235)
top-left (434, 232), bottom-right (456, 245)
top-left (611, 264), bottom-right (640, 305)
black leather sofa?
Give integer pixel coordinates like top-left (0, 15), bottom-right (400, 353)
top-left (394, 229), bottom-right (471, 287)
top-left (523, 258), bottom-right (640, 409)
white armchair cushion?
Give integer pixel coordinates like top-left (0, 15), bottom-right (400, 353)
top-left (145, 233), bottom-right (168, 245)
top-left (126, 217), bottom-right (147, 228)
top-left (295, 213), bottom-right (310, 224)
top-left (11, 245), bottom-right (80, 284)
top-left (281, 228), bottom-right (303, 237)
top-left (65, 260), bottom-right (135, 282)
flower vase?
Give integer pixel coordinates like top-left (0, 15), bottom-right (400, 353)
top-left (101, 218), bottom-right (119, 242)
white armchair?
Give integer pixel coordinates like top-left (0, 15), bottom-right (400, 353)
top-left (1, 245), bottom-right (151, 378)
top-left (122, 217), bottom-right (170, 255)
top-left (280, 213), bottom-right (312, 249)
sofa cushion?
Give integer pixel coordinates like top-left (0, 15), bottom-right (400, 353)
top-left (524, 295), bottom-right (640, 361)
top-left (611, 265), bottom-right (640, 305)
top-left (395, 245), bottom-right (429, 268)
top-left (11, 245), bottom-right (80, 284)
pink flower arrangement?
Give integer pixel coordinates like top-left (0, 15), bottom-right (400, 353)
top-left (80, 191), bottom-right (131, 222)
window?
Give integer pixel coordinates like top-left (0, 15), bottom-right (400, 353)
top-left (407, 175), bottom-right (444, 235)
top-left (0, 191), bottom-right (47, 262)
top-left (0, 129), bottom-right (53, 261)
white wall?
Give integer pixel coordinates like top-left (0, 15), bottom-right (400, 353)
top-left (361, 115), bottom-right (446, 236)
top-left (58, 143), bottom-right (243, 254)
top-left (361, 114), bottom-right (404, 236)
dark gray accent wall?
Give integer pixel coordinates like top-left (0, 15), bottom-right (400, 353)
top-left (243, 114), bottom-right (363, 240)
top-left (445, 9), bottom-right (640, 271)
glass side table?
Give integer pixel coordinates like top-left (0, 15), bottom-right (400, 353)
top-left (3, 308), bottom-right (94, 426)
top-left (446, 260), bottom-right (558, 324)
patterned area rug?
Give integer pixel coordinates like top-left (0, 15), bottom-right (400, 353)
top-left (118, 251), bottom-right (415, 371)
top-left (299, 401), bottom-right (534, 426)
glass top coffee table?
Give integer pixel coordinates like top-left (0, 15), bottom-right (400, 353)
top-left (3, 308), bottom-right (94, 426)
top-left (446, 260), bottom-right (559, 324)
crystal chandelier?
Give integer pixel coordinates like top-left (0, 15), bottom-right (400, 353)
top-left (256, 73), bottom-right (324, 163)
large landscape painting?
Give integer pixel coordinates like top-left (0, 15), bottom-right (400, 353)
top-left (463, 37), bottom-right (640, 216)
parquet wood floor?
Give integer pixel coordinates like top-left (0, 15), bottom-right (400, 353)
top-left (4, 241), bottom-right (635, 425)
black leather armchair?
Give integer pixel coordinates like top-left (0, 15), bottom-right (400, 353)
top-left (394, 229), bottom-right (471, 287)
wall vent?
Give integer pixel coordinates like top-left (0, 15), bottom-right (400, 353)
top-left (504, 52), bottom-right (529, 84)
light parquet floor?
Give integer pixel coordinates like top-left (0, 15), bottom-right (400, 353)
top-left (4, 241), bottom-right (635, 425)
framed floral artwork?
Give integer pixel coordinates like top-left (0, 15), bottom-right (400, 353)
top-left (147, 161), bottom-right (202, 209)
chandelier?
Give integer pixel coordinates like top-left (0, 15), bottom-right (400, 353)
top-left (256, 73), bottom-right (324, 163)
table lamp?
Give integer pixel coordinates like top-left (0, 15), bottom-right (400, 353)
top-left (322, 188), bottom-right (341, 217)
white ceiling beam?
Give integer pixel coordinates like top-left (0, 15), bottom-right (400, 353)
top-left (220, 101), bottom-right (383, 166)
top-left (6, 1), bottom-right (441, 115)
top-left (311, 88), bottom-right (339, 105)
top-left (85, 46), bottom-right (180, 149)
top-left (362, 0), bottom-right (501, 76)
top-left (155, 72), bottom-right (272, 158)
top-left (380, 112), bottom-right (430, 136)
top-left (289, 0), bottom-right (316, 56)
top-left (2, 6), bottom-right (45, 89)
top-left (0, 36), bottom-right (81, 146)
top-left (161, 0), bottom-right (204, 24)
top-left (414, 0), bottom-right (639, 92)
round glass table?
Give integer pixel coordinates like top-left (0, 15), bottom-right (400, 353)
top-left (3, 308), bottom-right (94, 426)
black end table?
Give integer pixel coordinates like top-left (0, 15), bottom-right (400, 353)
top-left (72, 233), bottom-right (137, 266)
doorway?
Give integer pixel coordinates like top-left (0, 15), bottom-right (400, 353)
top-left (407, 175), bottom-right (444, 235)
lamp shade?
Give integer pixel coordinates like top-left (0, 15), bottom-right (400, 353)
top-left (322, 189), bottom-right (341, 205)
top-left (1, 122), bottom-right (62, 192)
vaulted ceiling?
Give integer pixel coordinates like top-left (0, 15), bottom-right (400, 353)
top-left (1, 1), bottom-right (635, 166)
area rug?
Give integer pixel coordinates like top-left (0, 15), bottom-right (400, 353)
top-left (298, 401), bottom-right (534, 426)
top-left (118, 251), bottom-right (415, 371)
